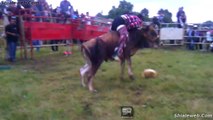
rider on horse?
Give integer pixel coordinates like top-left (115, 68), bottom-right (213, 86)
top-left (111, 13), bottom-right (142, 61)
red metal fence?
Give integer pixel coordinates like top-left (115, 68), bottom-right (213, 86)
top-left (23, 16), bottom-right (110, 42)
top-left (24, 22), bottom-right (72, 41)
top-left (19, 9), bottom-right (111, 59)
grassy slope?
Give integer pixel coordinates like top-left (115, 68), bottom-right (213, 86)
top-left (0, 46), bottom-right (212, 120)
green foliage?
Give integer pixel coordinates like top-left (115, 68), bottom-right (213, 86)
top-left (158, 9), bottom-right (173, 23)
top-left (118, 0), bottom-right (133, 13)
top-left (0, 47), bottom-right (212, 120)
top-left (96, 12), bottom-right (108, 18)
top-left (105, 1), bottom-right (174, 23)
top-left (108, 0), bottom-right (133, 19)
top-left (108, 6), bottom-right (120, 19)
top-left (202, 21), bottom-right (213, 28)
top-left (140, 8), bottom-right (150, 21)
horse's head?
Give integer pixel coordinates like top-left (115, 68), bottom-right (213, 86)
top-left (140, 23), bottom-right (159, 48)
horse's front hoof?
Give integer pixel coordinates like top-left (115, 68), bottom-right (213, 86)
top-left (81, 83), bottom-right (86, 87)
top-left (120, 76), bottom-right (124, 80)
top-left (129, 75), bottom-right (135, 80)
top-left (89, 86), bottom-right (97, 93)
top-left (89, 89), bottom-right (97, 93)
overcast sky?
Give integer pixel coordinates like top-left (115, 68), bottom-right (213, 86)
top-left (7, 0), bottom-right (213, 23)
top-left (47, 0), bottom-right (213, 23)
top-left (46, 0), bottom-right (213, 23)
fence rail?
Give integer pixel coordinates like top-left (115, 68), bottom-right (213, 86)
top-left (159, 22), bottom-right (213, 49)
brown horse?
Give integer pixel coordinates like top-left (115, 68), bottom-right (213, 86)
top-left (80, 24), bottom-right (159, 92)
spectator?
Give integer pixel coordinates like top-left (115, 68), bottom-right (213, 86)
top-left (192, 25), bottom-right (200, 50)
top-left (152, 16), bottom-right (160, 28)
top-left (210, 43), bottom-right (213, 52)
top-left (60, 0), bottom-right (73, 14)
top-left (50, 40), bottom-right (59, 51)
top-left (72, 10), bottom-right (79, 19)
top-left (32, 40), bottom-right (41, 52)
top-left (31, 4), bottom-right (41, 21)
top-left (6, 2), bottom-right (18, 22)
top-left (176, 7), bottom-right (186, 28)
top-left (51, 7), bottom-right (63, 23)
top-left (206, 30), bottom-right (213, 42)
top-left (0, 3), bottom-right (6, 19)
top-left (31, 4), bottom-right (42, 51)
top-left (186, 25), bottom-right (194, 50)
top-left (5, 16), bottom-right (19, 62)
top-left (18, 0), bottom-right (32, 9)
top-left (56, 6), bottom-right (61, 14)
top-left (60, 0), bottom-right (73, 23)
top-left (36, 0), bottom-right (49, 21)
top-left (7, 2), bottom-right (22, 33)
top-left (80, 13), bottom-right (85, 19)
top-left (158, 13), bottom-right (164, 23)
top-left (85, 12), bottom-right (90, 19)
top-left (188, 25), bottom-right (199, 50)
top-left (202, 30), bottom-right (213, 51)
top-left (85, 12), bottom-right (91, 25)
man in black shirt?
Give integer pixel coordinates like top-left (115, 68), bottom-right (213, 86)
top-left (5, 17), bottom-right (19, 62)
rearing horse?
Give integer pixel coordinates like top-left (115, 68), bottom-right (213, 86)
top-left (80, 24), bottom-right (159, 92)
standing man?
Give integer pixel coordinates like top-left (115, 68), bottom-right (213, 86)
top-left (176, 7), bottom-right (186, 28)
top-left (60, 0), bottom-right (73, 23)
top-left (60, 0), bottom-right (73, 14)
top-left (5, 16), bottom-right (19, 62)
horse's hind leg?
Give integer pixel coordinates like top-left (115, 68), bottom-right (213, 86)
top-left (87, 73), bottom-right (95, 92)
top-left (120, 59), bottom-right (125, 80)
top-left (80, 49), bottom-right (91, 87)
top-left (87, 62), bottom-right (102, 92)
top-left (80, 63), bottom-right (90, 87)
top-left (127, 57), bottom-right (135, 80)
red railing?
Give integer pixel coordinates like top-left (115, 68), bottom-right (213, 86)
top-left (16, 9), bottom-right (111, 59)
top-left (20, 9), bottom-right (111, 41)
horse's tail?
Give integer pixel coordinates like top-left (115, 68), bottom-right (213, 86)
top-left (90, 37), bottom-right (104, 64)
top-left (81, 38), bottom-right (105, 65)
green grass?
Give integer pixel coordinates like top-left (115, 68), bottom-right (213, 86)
top-left (0, 46), bottom-right (212, 120)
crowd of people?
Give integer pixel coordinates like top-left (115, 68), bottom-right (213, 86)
top-left (153, 6), bottom-right (213, 52)
top-left (151, 7), bottom-right (187, 28)
top-left (0, 0), bottom-right (95, 62)
top-left (186, 25), bottom-right (213, 52)
top-left (175, 7), bottom-right (213, 52)
top-left (0, 0), bottom-right (93, 23)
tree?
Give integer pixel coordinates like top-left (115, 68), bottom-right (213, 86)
top-left (157, 9), bottom-right (173, 23)
top-left (202, 20), bottom-right (213, 28)
top-left (140, 8), bottom-right (150, 21)
top-left (118, 0), bottom-right (133, 14)
top-left (96, 12), bottom-right (108, 18)
top-left (108, 6), bottom-right (118, 18)
top-left (108, 0), bottom-right (133, 19)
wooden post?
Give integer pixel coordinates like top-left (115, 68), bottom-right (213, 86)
top-left (30, 38), bottom-right (33, 59)
top-left (19, 16), bottom-right (28, 59)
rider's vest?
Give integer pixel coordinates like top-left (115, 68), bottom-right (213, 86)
top-left (121, 14), bottom-right (142, 30)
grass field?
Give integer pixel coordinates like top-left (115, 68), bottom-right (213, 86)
top-left (0, 46), bottom-right (212, 120)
